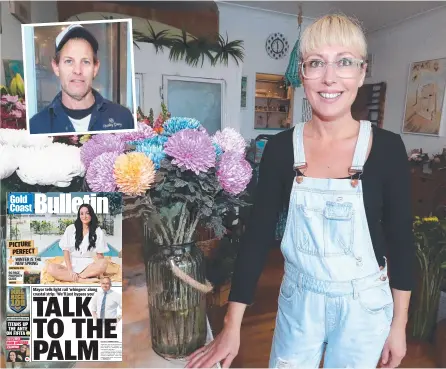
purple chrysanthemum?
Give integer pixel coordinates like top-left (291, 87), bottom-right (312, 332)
top-left (217, 151), bottom-right (253, 195)
top-left (164, 129), bottom-right (216, 174)
top-left (117, 123), bottom-right (156, 143)
top-left (86, 151), bottom-right (120, 192)
top-left (212, 127), bottom-right (247, 156)
top-left (80, 134), bottom-right (126, 169)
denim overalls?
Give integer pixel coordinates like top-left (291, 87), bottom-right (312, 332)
top-left (269, 121), bottom-right (394, 368)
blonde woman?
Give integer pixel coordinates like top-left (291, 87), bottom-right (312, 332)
top-left (187, 14), bottom-right (414, 369)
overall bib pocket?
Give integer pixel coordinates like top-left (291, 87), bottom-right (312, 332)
top-left (323, 201), bottom-right (354, 256)
top-left (294, 202), bottom-right (354, 257)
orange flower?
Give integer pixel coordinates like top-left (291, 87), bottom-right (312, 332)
top-left (154, 127), bottom-right (164, 134)
top-left (113, 152), bottom-right (156, 196)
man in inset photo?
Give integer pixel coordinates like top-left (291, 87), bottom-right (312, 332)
top-left (88, 276), bottom-right (122, 321)
top-left (29, 24), bottom-right (135, 134)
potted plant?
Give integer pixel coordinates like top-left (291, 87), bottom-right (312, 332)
top-left (411, 216), bottom-right (446, 341)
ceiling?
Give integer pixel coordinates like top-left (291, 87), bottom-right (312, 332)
top-left (221, 1), bottom-right (446, 33)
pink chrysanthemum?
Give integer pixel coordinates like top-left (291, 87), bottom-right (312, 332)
top-left (212, 127), bottom-right (247, 156)
top-left (80, 134), bottom-right (126, 169)
top-left (117, 122), bottom-right (156, 143)
top-left (86, 151), bottom-right (120, 192)
top-left (164, 129), bottom-right (216, 174)
top-left (217, 151), bottom-right (253, 195)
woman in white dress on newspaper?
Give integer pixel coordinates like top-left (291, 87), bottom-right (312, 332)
top-left (46, 204), bottom-right (109, 283)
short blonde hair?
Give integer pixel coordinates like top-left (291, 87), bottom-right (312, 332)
top-left (300, 14), bottom-right (367, 59)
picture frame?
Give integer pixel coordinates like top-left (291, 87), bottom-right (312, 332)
top-left (241, 76), bottom-right (247, 108)
top-left (402, 57), bottom-right (446, 136)
top-left (9, 1), bottom-right (32, 24)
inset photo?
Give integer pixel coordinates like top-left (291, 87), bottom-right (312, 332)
top-left (21, 19), bottom-right (137, 136)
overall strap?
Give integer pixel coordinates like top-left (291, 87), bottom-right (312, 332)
top-left (293, 122), bottom-right (307, 172)
top-left (350, 120), bottom-right (372, 174)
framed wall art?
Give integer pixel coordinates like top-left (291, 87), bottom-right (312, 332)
top-left (241, 76), bottom-right (247, 108)
top-left (402, 58), bottom-right (446, 136)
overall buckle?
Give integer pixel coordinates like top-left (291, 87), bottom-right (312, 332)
top-left (348, 167), bottom-right (363, 188)
top-left (294, 163), bottom-right (307, 184)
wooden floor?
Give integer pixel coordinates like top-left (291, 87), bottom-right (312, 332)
top-left (1, 221), bottom-right (439, 368)
top-left (207, 247), bottom-right (439, 368)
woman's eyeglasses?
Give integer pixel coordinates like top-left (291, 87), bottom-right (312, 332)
top-left (300, 57), bottom-right (365, 79)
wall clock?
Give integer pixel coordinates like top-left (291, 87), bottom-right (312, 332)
top-left (265, 33), bottom-right (289, 60)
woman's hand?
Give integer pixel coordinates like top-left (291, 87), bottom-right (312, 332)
top-left (68, 268), bottom-right (79, 282)
top-left (185, 324), bottom-right (241, 368)
top-left (380, 323), bottom-right (407, 368)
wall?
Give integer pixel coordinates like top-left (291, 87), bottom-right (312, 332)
top-left (1, 1), bottom-right (59, 84)
top-left (367, 6), bottom-right (446, 155)
top-left (217, 3), bottom-right (310, 140)
top-left (133, 42), bottom-right (243, 133)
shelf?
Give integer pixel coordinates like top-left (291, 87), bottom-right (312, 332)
top-left (255, 110), bottom-right (288, 113)
top-left (254, 72), bottom-right (294, 131)
top-left (255, 96), bottom-right (290, 101)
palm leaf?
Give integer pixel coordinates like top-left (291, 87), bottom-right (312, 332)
top-left (189, 37), bottom-right (214, 67)
top-left (133, 21), bottom-right (173, 52)
top-left (212, 33), bottom-right (244, 66)
top-left (169, 29), bottom-right (204, 67)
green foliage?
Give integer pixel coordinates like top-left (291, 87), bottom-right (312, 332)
top-left (211, 33), bottom-right (245, 66)
top-left (145, 158), bottom-right (250, 245)
top-left (411, 216), bottom-right (446, 340)
top-left (133, 21), bottom-right (174, 52)
top-left (133, 22), bottom-right (244, 67)
top-left (58, 219), bottom-right (74, 234)
top-left (95, 192), bottom-right (123, 216)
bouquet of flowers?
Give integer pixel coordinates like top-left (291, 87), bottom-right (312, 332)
top-left (81, 117), bottom-right (253, 245)
top-left (0, 128), bottom-right (86, 216)
top-left (1, 94), bottom-right (27, 130)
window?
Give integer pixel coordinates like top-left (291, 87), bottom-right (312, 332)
top-left (134, 73), bottom-right (144, 110)
top-left (163, 75), bottom-right (224, 135)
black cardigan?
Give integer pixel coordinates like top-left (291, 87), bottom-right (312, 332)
top-left (229, 125), bottom-right (415, 305)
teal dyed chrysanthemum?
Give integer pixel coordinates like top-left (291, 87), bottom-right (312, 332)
top-left (213, 143), bottom-right (223, 159)
top-left (162, 117), bottom-right (203, 136)
top-left (130, 135), bottom-right (168, 147)
top-left (133, 136), bottom-right (168, 169)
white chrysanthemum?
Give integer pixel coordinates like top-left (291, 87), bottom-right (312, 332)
top-left (0, 145), bottom-right (19, 179)
top-left (16, 143), bottom-right (85, 187)
top-left (0, 128), bottom-right (53, 147)
top-left (212, 127), bottom-right (247, 156)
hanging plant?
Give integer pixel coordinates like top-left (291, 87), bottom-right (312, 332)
top-left (133, 21), bottom-right (174, 53)
top-left (132, 22), bottom-right (244, 67)
top-left (211, 33), bottom-right (244, 66)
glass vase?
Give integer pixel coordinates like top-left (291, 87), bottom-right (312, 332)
top-left (146, 242), bottom-right (208, 359)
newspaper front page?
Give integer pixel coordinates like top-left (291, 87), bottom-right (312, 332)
top-left (5, 192), bottom-right (123, 363)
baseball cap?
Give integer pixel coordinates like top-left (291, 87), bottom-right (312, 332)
top-left (55, 24), bottom-right (99, 54)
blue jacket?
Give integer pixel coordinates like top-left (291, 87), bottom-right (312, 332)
top-left (29, 89), bottom-right (135, 134)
